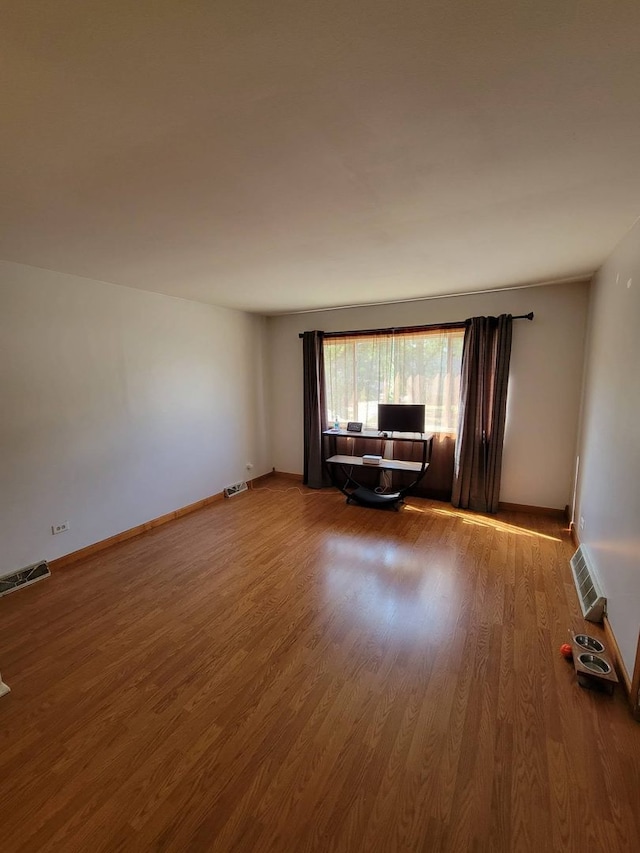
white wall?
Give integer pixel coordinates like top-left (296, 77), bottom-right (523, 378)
top-left (575, 220), bottom-right (640, 677)
top-left (268, 281), bottom-right (589, 509)
top-left (0, 261), bottom-right (271, 575)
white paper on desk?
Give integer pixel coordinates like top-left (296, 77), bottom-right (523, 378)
top-left (362, 455), bottom-right (382, 465)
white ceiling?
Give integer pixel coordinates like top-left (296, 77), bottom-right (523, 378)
top-left (2, 1), bottom-right (640, 314)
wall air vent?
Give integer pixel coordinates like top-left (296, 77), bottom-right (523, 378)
top-left (569, 546), bottom-right (606, 622)
top-left (223, 481), bottom-right (248, 498)
top-left (0, 560), bottom-right (50, 598)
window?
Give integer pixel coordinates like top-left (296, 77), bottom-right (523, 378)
top-left (324, 326), bottom-right (464, 433)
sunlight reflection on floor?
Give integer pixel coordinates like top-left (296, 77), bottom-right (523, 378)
top-left (321, 535), bottom-right (460, 640)
top-left (409, 503), bottom-right (563, 542)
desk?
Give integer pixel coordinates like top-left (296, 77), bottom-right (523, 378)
top-left (323, 429), bottom-right (433, 509)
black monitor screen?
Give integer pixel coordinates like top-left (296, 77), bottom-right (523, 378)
top-left (377, 404), bottom-right (425, 433)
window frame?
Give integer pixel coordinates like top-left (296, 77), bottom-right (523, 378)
top-left (323, 322), bottom-right (465, 434)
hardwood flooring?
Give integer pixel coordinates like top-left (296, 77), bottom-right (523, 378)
top-left (1, 479), bottom-right (639, 852)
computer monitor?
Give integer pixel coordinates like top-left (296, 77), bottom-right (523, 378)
top-left (377, 404), bottom-right (425, 433)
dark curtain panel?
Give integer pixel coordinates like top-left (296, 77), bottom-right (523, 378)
top-left (452, 315), bottom-right (513, 513)
top-left (303, 331), bottom-right (330, 488)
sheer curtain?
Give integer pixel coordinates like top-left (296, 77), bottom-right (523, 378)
top-left (324, 328), bottom-right (463, 433)
top-left (324, 328), bottom-right (464, 500)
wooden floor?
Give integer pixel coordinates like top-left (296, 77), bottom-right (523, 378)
top-left (1, 479), bottom-right (639, 852)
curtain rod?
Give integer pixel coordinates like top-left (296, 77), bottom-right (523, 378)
top-left (298, 312), bottom-right (534, 339)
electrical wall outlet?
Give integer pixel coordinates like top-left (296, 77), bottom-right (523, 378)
top-left (246, 462), bottom-right (254, 470)
top-left (579, 516), bottom-right (585, 532)
top-left (51, 521), bottom-right (70, 535)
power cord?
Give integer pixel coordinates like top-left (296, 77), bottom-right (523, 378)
top-left (251, 485), bottom-right (337, 496)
